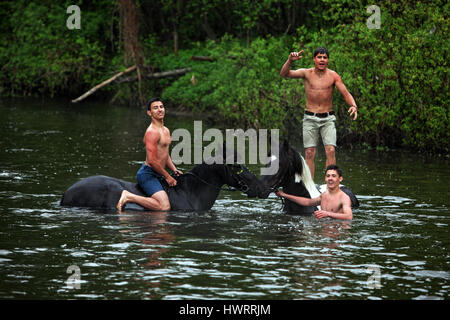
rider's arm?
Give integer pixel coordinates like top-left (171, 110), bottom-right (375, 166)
top-left (166, 154), bottom-right (182, 175)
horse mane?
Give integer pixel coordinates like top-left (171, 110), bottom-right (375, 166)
top-left (298, 153), bottom-right (321, 199)
top-left (290, 147), bottom-right (303, 177)
top-left (285, 142), bottom-right (320, 199)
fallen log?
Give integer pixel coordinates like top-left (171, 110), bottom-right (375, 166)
top-left (71, 65), bottom-right (137, 103)
top-left (190, 56), bottom-right (216, 62)
top-left (71, 66), bottom-right (191, 103)
top-left (116, 68), bottom-right (191, 83)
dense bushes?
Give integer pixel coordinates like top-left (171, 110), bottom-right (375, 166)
top-left (0, 0), bottom-right (118, 97)
top-left (160, 1), bottom-right (449, 153)
top-left (0, 0), bottom-right (448, 152)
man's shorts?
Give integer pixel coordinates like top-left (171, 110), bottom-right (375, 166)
top-left (303, 114), bottom-right (337, 148)
top-left (136, 163), bottom-right (164, 196)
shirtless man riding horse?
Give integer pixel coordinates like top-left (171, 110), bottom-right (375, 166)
top-left (280, 47), bottom-right (358, 180)
top-left (117, 97), bottom-right (182, 212)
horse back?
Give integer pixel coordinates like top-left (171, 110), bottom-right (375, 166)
top-left (60, 175), bottom-right (143, 209)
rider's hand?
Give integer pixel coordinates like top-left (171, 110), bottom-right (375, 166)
top-left (166, 175), bottom-right (177, 187)
top-left (275, 190), bottom-right (284, 197)
top-left (289, 49), bottom-right (303, 62)
top-left (173, 169), bottom-right (183, 176)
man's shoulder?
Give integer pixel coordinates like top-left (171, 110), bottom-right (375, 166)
top-left (327, 69), bottom-right (342, 80)
top-left (145, 125), bottom-right (162, 140)
top-left (300, 68), bottom-right (314, 79)
top-left (339, 188), bottom-right (352, 203)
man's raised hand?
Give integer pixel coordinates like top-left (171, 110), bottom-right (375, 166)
top-left (289, 49), bottom-right (303, 61)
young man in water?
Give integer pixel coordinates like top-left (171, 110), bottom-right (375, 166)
top-left (275, 165), bottom-right (353, 220)
top-left (280, 47), bottom-right (358, 180)
top-left (117, 98), bottom-right (182, 212)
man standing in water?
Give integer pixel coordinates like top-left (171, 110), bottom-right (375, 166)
top-left (280, 47), bottom-right (358, 180)
top-left (275, 165), bottom-right (353, 220)
top-left (117, 98), bottom-right (182, 212)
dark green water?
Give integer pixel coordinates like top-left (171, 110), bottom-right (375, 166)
top-left (0, 98), bottom-right (449, 299)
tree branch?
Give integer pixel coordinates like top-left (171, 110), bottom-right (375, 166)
top-left (71, 65), bottom-right (137, 103)
top-left (71, 66), bottom-right (191, 103)
top-left (190, 56), bottom-right (216, 62)
top-left (116, 68), bottom-right (191, 83)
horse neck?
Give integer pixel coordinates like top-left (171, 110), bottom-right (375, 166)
top-left (187, 163), bottom-right (225, 190)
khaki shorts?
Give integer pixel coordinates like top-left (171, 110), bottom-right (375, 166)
top-left (303, 114), bottom-right (337, 148)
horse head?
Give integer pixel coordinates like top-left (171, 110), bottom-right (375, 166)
top-left (259, 140), bottom-right (320, 214)
top-left (223, 163), bottom-right (261, 198)
top-left (204, 142), bottom-right (262, 198)
top-left (259, 140), bottom-right (359, 213)
top-left (259, 140), bottom-right (304, 198)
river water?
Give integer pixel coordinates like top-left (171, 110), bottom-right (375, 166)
top-left (0, 98), bottom-right (448, 300)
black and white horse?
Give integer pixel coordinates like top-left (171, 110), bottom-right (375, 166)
top-left (260, 140), bottom-right (359, 215)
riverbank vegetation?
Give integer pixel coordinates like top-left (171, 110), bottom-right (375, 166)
top-left (0, 0), bottom-right (448, 153)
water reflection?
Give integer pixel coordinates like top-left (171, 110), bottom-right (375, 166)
top-left (0, 99), bottom-right (449, 299)
top-left (117, 211), bottom-right (174, 269)
top-left (318, 220), bottom-right (352, 241)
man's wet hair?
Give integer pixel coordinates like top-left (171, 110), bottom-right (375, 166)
top-left (325, 164), bottom-right (342, 177)
top-left (314, 47), bottom-right (329, 58)
top-left (147, 97), bottom-right (163, 110)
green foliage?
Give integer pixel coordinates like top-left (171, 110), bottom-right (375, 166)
top-left (162, 0), bottom-right (449, 153)
top-left (317, 0), bottom-right (449, 152)
top-left (0, 0), bottom-right (448, 152)
top-left (162, 36), bottom-right (303, 133)
top-left (0, 0), bottom-right (118, 97)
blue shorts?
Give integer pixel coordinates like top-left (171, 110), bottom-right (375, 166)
top-left (136, 163), bottom-right (164, 196)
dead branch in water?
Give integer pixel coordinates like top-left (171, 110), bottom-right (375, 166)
top-left (71, 65), bottom-right (137, 103)
top-left (71, 66), bottom-right (191, 103)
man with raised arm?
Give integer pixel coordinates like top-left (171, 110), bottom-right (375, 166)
top-left (117, 98), bottom-right (182, 212)
top-left (280, 47), bottom-right (358, 180)
top-left (275, 165), bottom-right (353, 220)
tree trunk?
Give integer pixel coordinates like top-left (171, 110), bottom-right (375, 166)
top-left (202, 14), bottom-right (217, 41)
top-left (118, 0), bottom-right (145, 104)
top-left (173, 29), bottom-right (179, 57)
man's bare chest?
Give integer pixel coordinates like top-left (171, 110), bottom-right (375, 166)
top-left (157, 128), bottom-right (171, 149)
top-left (321, 193), bottom-right (343, 212)
top-left (305, 77), bottom-right (335, 91)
